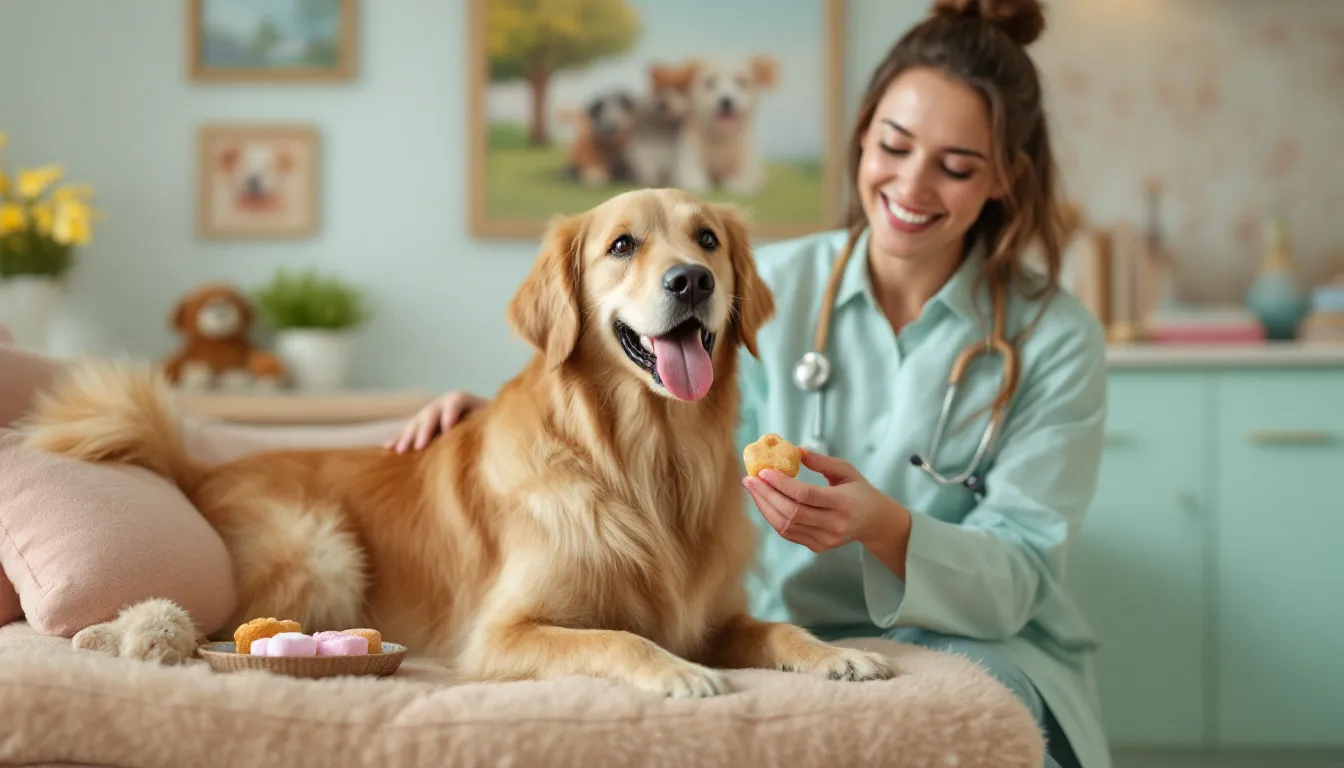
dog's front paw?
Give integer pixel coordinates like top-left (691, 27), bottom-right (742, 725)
top-left (636, 659), bottom-right (732, 699)
top-left (71, 622), bottom-right (121, 655)
top-left (785, 645), bottom-right (898, 682)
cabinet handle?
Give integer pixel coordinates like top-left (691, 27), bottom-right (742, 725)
top-left (1248, 430), bottom-right (1336, 446)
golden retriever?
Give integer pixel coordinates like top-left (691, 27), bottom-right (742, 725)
top-left (20, 188), bottom-right (895, 697)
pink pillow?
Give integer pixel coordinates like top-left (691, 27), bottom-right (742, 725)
top-left (0, 343), bottom-right (61, 430)
top-left (0, 428), bottom-right (237, 637)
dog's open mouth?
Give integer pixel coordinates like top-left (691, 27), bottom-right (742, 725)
top-left (616, 318), bottom-right (716, 401)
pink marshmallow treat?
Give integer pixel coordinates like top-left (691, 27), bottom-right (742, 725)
top-left (266, 631), bottom-right (318, 657)
top-left (312, 631), bottom-right (346, 643)
top-left (317, 635), bottom-right (369, 656)
top-left (250, 636), bottom-right (271, 656)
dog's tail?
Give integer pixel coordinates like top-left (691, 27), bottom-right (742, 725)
top-left (20, 358), bottom-right (205, 494)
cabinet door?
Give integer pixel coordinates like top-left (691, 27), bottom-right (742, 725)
top-left (1065, 371), bottom-right (1209, 746)
top-left (1214, 370), bottom-right (1344, 747)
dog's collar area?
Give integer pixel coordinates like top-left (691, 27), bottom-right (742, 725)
top-left (614, 318), bottom-right (716, 387)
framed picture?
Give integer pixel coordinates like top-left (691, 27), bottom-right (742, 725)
top-left (196, 124), bottom-right (320, 239)
top-left (187, 0), bottom-right (358, 83)
top-left (467, 0), bottom-right (846, 239)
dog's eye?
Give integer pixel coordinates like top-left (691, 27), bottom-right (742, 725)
top-left (696, 228), bottom-right (719, 250)
top-left (609, 234), bottom-right (635, 256)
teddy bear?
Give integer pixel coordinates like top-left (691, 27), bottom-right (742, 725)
top-left (162, 282), bottom-right (286, 391)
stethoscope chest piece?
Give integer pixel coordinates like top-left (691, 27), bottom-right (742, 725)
top-left (793, 351), bottom-right (832, 392)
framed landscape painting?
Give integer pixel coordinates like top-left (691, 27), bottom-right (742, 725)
top-left (196, 124), bottom-right (321, 239)
top-left (188, 0), bottom-right (358, 83)
top-left (467, 0), bottom-right (846, 239)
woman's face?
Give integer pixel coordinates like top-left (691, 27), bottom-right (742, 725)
top-left (856, 66), bottom-right (1006, 266)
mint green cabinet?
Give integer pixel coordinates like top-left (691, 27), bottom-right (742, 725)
top-left (1213, 371), bottom-right (1344, 747)
top-left (1069, 359), bottom-right (1344, 751)
top-left (1066, 371), bottom-right (1209, 746)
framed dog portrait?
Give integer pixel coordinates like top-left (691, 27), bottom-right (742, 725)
top-left (467, 0), bottom-right (846, 239)
top-left (187, 0), bottom-right (358, 83)
top-left (196, 124), bottom-right (320, 239)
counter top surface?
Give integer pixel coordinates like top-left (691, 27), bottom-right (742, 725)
top-left (1106, 342), bottom-right (1344, 368)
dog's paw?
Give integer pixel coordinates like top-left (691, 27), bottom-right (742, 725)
top-left (784, 645), bottom-right (898, 682)
top-left (636, 659), bottom-right (732, 699)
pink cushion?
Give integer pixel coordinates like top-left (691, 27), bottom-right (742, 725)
top-left (0, 428), bottom-right (238, 636)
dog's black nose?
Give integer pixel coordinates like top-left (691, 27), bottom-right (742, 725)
top-left (663, 264), bottom-right (715, 306)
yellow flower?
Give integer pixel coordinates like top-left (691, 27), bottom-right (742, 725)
top-left (52, 198), bottom-right (92, 245)
top-left (0, 202), bottom-right (27, 236)
top-left (52, 184), bottom-right (93, 202)
top-left (0, 173), bottom-right (9, 199)
top-left (17, 165), bottom-right (63, 199)
top-left (31, 202), bottom-right (53, 235)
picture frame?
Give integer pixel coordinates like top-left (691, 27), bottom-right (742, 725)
top-left (196, 124), bottom-right (321, 240)
top-left (187, 0), bottom-right (358, 83)
top-left (467, 0), bottom-right (847, 239)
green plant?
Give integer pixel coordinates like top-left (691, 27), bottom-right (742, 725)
top-left (253, 268), bottom-right (372, 331)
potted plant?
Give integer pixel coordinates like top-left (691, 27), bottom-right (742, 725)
top-left (253, 267), bottom-right (372, 391)
top-left (0, 133), bottom-right (100, 351)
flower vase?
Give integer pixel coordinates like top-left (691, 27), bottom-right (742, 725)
top-left (0, 275), bottom-right (63, 352)
top-left (1245, 215), bottom-right (1309, 341)
top-left (275, 328), bottom-right (350, 391)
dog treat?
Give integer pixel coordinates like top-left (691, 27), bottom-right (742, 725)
top-left (250, 637), bottom-right (272, 656)
top-left (266, 632), bottom-right (318, 657)
top-left (341, 628), bottom-right (382, 654)
top-left (743, 433), bottom-right (801, 478)
top-left (318, 635), bottom-right (369, 656)
top-left (233, 617), bottom-right (302, 655)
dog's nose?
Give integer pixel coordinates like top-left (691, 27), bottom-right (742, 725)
top-left (663, 264), bottom-right (715, 306)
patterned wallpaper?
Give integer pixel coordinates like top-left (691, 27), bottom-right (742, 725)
top-left (1031, 0), bottom-right (1344, 303)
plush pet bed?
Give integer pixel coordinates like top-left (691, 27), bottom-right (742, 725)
top-left (0, 342), bottom-right (1045, 767)
top-left (0, 622), bottom-right (1043, 767)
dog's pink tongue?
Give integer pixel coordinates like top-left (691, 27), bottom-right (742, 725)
top-left (653, 331), bottom-right (713, 401)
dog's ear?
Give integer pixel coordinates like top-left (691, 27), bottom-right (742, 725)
top-left (715, 205), bottom-right (773, 359)
top-left (508, 213), bottom-right (587, 369)
top-left (749, 55), bottom-right (779, 89)
top-left (169, 295), bottom-right (192, 334)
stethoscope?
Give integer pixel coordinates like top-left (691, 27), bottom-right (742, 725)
top-left (791, 228), bottom-right (1023, 497)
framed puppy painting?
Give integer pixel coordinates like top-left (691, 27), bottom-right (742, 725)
top-left (196, 124), bottom-right (320, 239)
top-left (467, 0), bottom-right (846, 239)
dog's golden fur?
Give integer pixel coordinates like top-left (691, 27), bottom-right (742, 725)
top-left (21, 188), bottom-right (895, 697)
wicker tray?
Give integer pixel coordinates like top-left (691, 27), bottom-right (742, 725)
top-left (197, 641), bottom-right (408, 679)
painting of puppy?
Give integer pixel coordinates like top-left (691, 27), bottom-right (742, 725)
top-left (626, 62), bottom-right (695, 187)
top-left (558, 90), bottom-right (638, 187)
top-left (672, 56), bottom-right (779, 196)
top-left (197, 124), bottom-right (318, 239)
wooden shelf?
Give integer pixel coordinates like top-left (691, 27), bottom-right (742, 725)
top-left (174, 389), bottom-right (436, 425)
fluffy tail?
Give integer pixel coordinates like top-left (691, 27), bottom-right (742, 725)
top-left (19, 358), bottom-right (204, 494)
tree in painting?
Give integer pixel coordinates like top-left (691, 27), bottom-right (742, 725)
top-left (487, 0), bottom-right (641, 145)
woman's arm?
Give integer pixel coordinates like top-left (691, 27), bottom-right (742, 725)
top-left (860, 319), bottom-right (1108, 641)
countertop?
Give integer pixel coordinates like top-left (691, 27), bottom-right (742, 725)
top-left (1106, 342), bottom-right (1344, 368)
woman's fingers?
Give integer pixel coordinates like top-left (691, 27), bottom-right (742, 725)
top-left (412, 411), bottom-right (441, 450)
top-left (746, 483), bottom-right (831, 547)
top-left (758, 469), bottom-right (829, 508)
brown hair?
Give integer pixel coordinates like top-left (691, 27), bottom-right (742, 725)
top-left (843, 0), bottom-right (1066, 313)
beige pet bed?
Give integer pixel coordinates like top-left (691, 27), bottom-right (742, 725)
top-left (0, 622), bottom-right (1043, 768)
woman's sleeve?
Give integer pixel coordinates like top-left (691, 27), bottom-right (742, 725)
top-left (860, 316), bottom-right (1109, 641)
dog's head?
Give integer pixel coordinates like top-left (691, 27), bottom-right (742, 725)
top-left (508, 188), bottom-right (773, 403)
top-left (685, 55), bottom-right (779, 135)
top-left (218, 143), bottom-right (293, 207)
top-left (584, 90), bottom-right (638, 140)
top-left (642, 63), bottom-right (695, 125)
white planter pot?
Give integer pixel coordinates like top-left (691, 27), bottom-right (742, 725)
top-left (0, 276), bottom-right (63, 352)
top-left (275, 329), bottom-right (351, 391)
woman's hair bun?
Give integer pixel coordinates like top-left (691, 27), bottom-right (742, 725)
top-left (931, 0), bottom-right (1046, 46)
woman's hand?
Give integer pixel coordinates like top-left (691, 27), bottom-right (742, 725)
top-left (743, 449), bottom-right (912, 574)
top-left (385, 391), bottom-right (489, 453)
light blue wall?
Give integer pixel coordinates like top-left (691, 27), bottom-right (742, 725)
top-left (0, 0), bottom-right (920, 394)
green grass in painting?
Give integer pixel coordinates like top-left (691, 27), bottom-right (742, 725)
top-left (485, 123), bottom-right (822, 223)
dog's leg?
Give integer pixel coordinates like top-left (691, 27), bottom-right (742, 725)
top-left (707, 613), bottom-right (898, 681)
top-left (462, 620), bottom-right (732, 698)
top-left (671, 130), bottom-right (711, 191)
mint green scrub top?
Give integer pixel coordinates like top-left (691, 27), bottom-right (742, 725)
top-left (737, 227), bottom-right (1112, 768)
